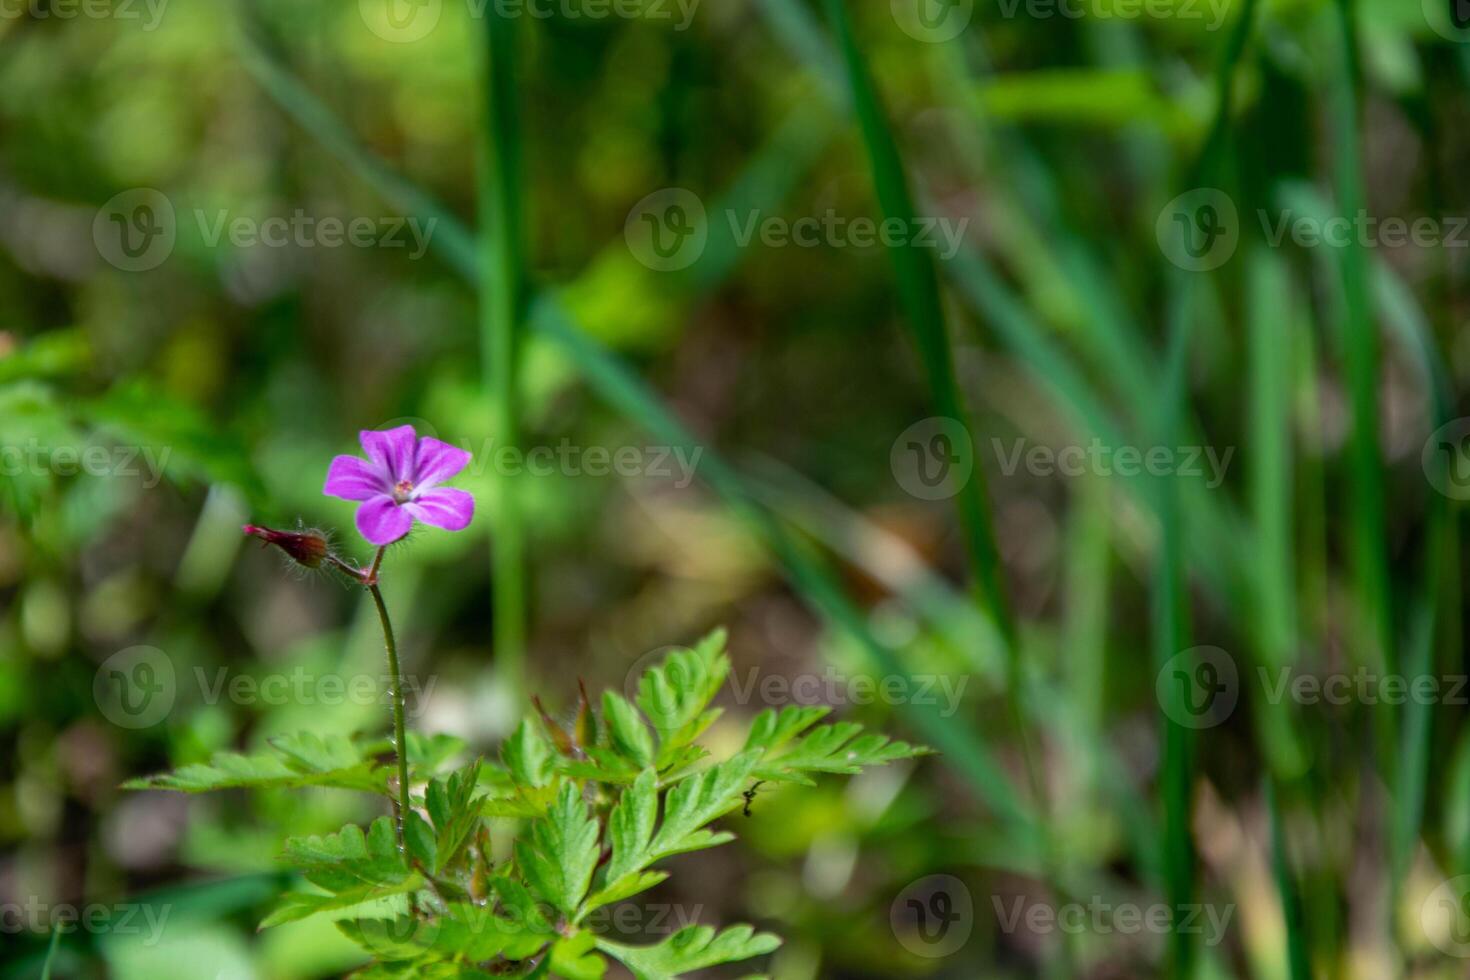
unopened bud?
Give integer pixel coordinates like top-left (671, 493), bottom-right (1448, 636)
top-left (243, 524), bottom-right (330, 569)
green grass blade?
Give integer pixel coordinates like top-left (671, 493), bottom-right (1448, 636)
top-left (478, 8), bottom-right (528, 700)
top-left (821, 0), bottom-right (1014, 643)
top-left (39, 921), bottom-right (61, 980)
top-left (1329, 0), bottom-right (1392, 676)
top-left (1153, 277), bottom-right (1197, 980)
top-left (1266, 779), bottom-right (1312, 980)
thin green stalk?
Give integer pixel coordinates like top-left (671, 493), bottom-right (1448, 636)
top-left (368, 568), bottom-right (412, 851)
top-left (1154, 276), bottom-right (1197, 980)
top-left (821, 0), bottom-right (1013, 643)
top-left (479, 8), bottom-right (527, 702)
top-left (1329, 0), bottom-right (1391, 676)
top-left (1267, 780), bottom-right (1312, 980)
top-left (40, 921), bottom-right (62, 980)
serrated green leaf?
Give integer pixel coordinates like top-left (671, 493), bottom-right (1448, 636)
top-left (601, 692), bottom-right (656, 769)
top-left (583, 769), bottom-right (662, 914)
top-left (551, 930), bottom-right (608, 980)
top-left (742, 706), bottom-right (830, 754)
top-left (745, 712), bottom-right (930, 784)
top-left (635, 631), bottom-right (730, 764)
top-left (405, 811), bottom-right (437, 870)
top-left (124, 734), bottom-right (385, 795)
top-left (425, 761), bottom-right (482, 874)
top-left (516, 782), bottom-right (601, 915)
top-left (502, 719), bottom-right (554, 788)
top-left (405, 732), bottom-right (469, 777)
top-left (263, 817), bottom-right (420, 927)
top-left (596, 924), bottom-right (780, 980)
top-left (583, 754), bottom-right (757, 919)
top-left (648, 752), bottom-right (759, 860)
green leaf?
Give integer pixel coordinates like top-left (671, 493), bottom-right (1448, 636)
top-left (601, 691), bottom-right (656, 769)
top-left (744, 708), bottom-right (929, 785)
top-left (425, 761), bottom-right (483, 874)
top-left (551, 931), bottom-right (608, 980)
top-left (339, 897), bottom-right (553, 968)
top-left (502, 719), bottom-right (554, 788)
top-left (596, 924), bottom-right (781, 980)
top-left (635, 631), bottom-right (729, 764)
top-left (263, 817), bottom-right (420, 927)
top-left (583, 769), bottom-right (665, 914)
top-left (516, 782), bottom-right (601, 915)
top-left (648, 752), bottom-right (759, 861)
top-left (585, 753), bottom-right (758, 918)
top-left (406, 733), bottom-right (469, 777)
top-left (404, 812), bottom-right (437, 870)
top-left (427, 900), bottom-right (553, 961)
top-left (123, 734), bottom-right (385, 794)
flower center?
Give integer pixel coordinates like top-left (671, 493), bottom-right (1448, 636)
top-left (392, 479), bottom-right (415, 504)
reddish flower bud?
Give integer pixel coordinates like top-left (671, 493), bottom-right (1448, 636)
top-left (243, 524), bottom-right (330, 569)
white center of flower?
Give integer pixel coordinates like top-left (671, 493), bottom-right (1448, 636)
top-left (392, 479), bottom-right (415, 504)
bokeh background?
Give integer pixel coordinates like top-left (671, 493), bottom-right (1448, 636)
top-left (3, 0), bottom-right (1470, 976)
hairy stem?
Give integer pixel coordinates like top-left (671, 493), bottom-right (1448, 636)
top-left (366, 550), bottom-right (412, 850)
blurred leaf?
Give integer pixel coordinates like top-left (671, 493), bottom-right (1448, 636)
top-left (595, 924), bottom-right (781, 980)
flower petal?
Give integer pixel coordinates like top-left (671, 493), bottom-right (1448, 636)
top-left (405, 487), bottom-right (475, 532)
top-left (360, 425), bottom-right (418, 483)
top-left (324, 454), bottom-right (388, 501)
top-left (413, 437), bottom-right (471, 488)
top-left (355, 496), bottom-right (413, 546)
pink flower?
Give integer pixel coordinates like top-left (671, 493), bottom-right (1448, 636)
top-left (324, 425), bottom-right (475, 546)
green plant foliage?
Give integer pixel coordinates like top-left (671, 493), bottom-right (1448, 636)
top-left (130, 630), bottom-right (926, 976)
top-left (123, 733), bottom-right (386, 794)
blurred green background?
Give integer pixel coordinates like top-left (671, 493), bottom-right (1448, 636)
top-left (4, 0), bottom-right (1470, 976)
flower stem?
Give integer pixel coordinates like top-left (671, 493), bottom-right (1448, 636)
top-left (366, 552), bottom-right (412, 850)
